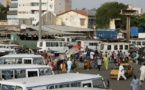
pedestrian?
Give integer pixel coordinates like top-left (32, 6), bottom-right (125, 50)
top-left (117, 64), bottom-right (126, 80)
top-left (97, 57), bottom-right (102, 70)
top-left (130, 75), bottom-right (142, 90)
top-left (103, 55), bottom-right (109, 70)
top-left (67, 58), bottom-right (72, 73)
top-left (139, 63), bottom-right (145, 82)
top-left (60, 60), bottom-right (66, 73)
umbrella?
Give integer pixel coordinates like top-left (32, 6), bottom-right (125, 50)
top-left (72, 45), bottom-right (82, 49)
top-left (65, 48), bottom-right (80, 56)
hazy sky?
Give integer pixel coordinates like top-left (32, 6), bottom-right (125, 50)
top-left (72, 0), bottom-right (145, 10)
top-left (0, 0), bottom-right (144, 11)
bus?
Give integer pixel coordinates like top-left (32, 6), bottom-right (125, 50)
top-left (130, 39), bottom-right (145, 49)
top-left (0, 73), bottom-right (110, 90)
top-left (0, 44), bottom-right (19, 49)
top-left (0, 64), bottom-right (53, 80)
top-left (37, 39), bottom-right (69, 53)
top-left (76, 40), bottom-right (102, 51)
top-left (99, 42), bottom-right (130, 56)
top-left (0, 54), bottom-right (45, 65)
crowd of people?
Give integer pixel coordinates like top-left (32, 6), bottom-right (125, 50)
top-left (33, 46), bottom-right (145, 90)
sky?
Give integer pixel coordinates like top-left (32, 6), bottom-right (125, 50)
top-left (0, 0), bottom-right (144, 11)
top-left (72, 0), bottom-right (145, 11)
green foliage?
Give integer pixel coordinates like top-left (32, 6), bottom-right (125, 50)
top-left (0, 4), bottom-right (9, 20)
top-left (95, 2), bottom-right (128, 29)
top-left (131, 13), bottom-right (145, 27)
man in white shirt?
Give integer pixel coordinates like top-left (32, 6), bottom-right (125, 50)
top-left (139, 63), bottom-right (145, 82)
top-left (117, 64), bottom-right (127, 80)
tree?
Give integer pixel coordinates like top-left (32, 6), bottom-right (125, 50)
top-left (95, 2), bottom-right (128, 29)
top-left (0, 4), bottom-right (9, 20)
top-left (131, 13), bottom-right (145, 27)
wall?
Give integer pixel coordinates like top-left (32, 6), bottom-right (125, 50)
top-left (56, 11), bottom-right (88, 28)
top-left (0, 20), bottom-right (8, 25)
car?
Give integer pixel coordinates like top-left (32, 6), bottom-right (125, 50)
top-left (110, 63), bottom-right (133, 79)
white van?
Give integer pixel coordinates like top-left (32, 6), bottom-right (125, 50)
top-left (0, 64), bottom-right (53, 80)
top-left (37, 39), bottom-right (69, 53)
top-left (0, 73), bottom-right (110, 90)
top-left (76, 40), bottom-right (102, 51)
top-left (0, 54), bottom-right (45, 65)
top-left (99, 42), bottom-right (130, 56)
top-left (130, 39), bottom-right (145, 49)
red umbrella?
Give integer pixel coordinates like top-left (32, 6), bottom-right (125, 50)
top-left (72, 45), bottom-right (82, 49)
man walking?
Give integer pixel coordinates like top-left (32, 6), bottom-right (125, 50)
top-left (117, 64), bottom-right (126, 80)
top-left (97, 57), bottom-right (102, 70)
top-left (130, 75), bottom-right (142, 90)
top-left (139, 63), bottom-right (145, 82)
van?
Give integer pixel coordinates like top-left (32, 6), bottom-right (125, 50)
top-left (0, 73), bottom-right (110, 90)
top-left (37, 39), bottom-right (69, 53)
top-left (0, 54), bottom-right (45, 65)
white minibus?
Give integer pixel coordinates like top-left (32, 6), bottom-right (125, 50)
top-left (0, 73), bottom-right (110, 90)
top-left (37, 39), bottom-right (69, 53)
top-left (0, 64), bottom-right (53, 80)
top-left (99, 42), bottom-right (130, 56)
top-left (0, 54), bottom-right (45, 65)
top-left (130, 39), bottom-right (145, 49)
top-left (76, 40), bottom-right (102, 51)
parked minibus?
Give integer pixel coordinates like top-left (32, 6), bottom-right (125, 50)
top-left (0, 54), bottom-right (45, 65)
top-left (99, 42), bottom-right (130, 56)
top-left (0, 64), bottom-right (53, 80)
top-left (130, 39), bottom-right (145, 49)
top-left (37, 39), bottom-right (69, 53)
top-left (0, 73), bottom-right (110, 90)
top-left (0, 44), bottom-right (19, 49)
top-left (76, 40), bottom-right (102, 51)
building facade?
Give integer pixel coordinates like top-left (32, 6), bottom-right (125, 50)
top-left (56, 10), bottom-right (96, 29)
top-left (7, 0), bottom-right (71, 26)
top-left (7, 0), bottom-right (19, 25)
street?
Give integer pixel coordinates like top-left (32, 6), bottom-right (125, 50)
top-left (68, 62), bottom-right (144, 90)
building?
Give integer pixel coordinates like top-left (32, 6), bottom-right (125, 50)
top-left (7, 0), bottom-right (19, 25)
top-left (56, 10), bottom-right (96, 29)
top-left (7, 0), bottom-right (71, 26)
top-left (3, 0), bottom-right (11, 7)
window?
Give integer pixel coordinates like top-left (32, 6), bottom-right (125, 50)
top-left (46, 42), bottom-right (51, 47)
top-left (24, 59), bottom-right (32, 64)
top-left (125, 45), bottom-right (128, 50)
top-left (33, 58), bottom-right (44, 65)
top-left (100, 44), bottom-right (104, 50)
top-left (2, 85), bottom-right (15, 90)
top-left (137, 42), bottom-right (141, 45)
top-left (89, 43), bottom-right (98, 46)
top-left (80, 18), bottom-right (85, 26)
top-left (16, 86), bottom-right (23, 90)
top-left (51, 42), bottom-right (58, 47)
top-left (120, 45), bottom-right (123, 50)
top-left (2, 70), bottom-right (13, 80)
top-left (142, 42), bottom-right (145, 45)
top-left (107, 45), bottom-right (111, 50)
top-left (40, 42), bottom-right (43, 47)
top-left (114, 45), bottom-right (118, 50)
top-left (15, 70), bottom-right (26, 78)
top-left (132, 41), bottom-right (136, 45)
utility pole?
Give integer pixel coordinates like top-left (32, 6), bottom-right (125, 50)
top-left (39, 0), bottom-right (42, 41)
top-left (120, 6), bottom-right (137, 42)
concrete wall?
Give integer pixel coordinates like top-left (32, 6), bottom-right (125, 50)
top-left (56, 11), bottom-right (88, 28)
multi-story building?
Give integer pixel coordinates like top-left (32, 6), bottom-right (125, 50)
top-left (7, 0), bottom-right (19, 25)
top-left (7, 0), bottom-right (71, 26)
top-left (3, 0), bottom-right (11, 7)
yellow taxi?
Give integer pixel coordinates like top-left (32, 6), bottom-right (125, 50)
top-left (110, 63), bottom-right (133, 79)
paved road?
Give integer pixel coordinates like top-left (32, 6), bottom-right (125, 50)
top-left (56, 62), bottom-right (145, 90)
